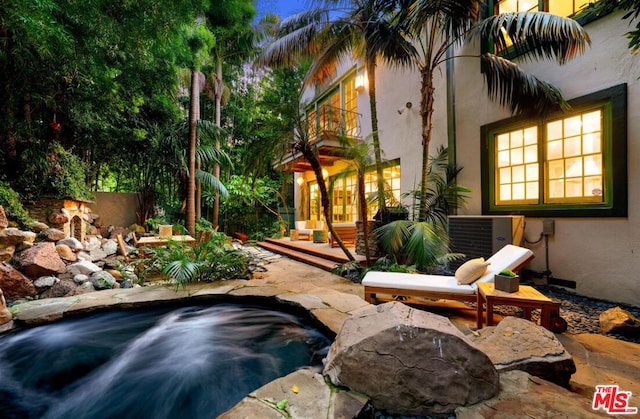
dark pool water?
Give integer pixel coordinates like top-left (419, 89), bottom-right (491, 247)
top-left (0, 303), bottom-right (331, 418)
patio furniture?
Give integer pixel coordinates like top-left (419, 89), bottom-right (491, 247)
top-left (294, 220), bottom-right (325, 240)
top-left (328, 223), bottom-right (357, 247)
top-left (313, 229), bottom-right (328, 243)
top-left (362, 244), bottom-right (534, 305)
top-left (477, 282), bottom-right (567, 332)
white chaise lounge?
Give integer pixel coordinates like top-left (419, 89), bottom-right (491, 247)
top-left (362, 244), bottom-right (534, 304)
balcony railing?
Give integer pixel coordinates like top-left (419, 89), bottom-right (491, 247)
top-left (307, 104), bottom-right (362, 142)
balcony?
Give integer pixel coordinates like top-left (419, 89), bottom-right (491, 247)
top-left (279, 105), bottom-right (363, 172)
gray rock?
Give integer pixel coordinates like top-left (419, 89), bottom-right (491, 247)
top-left (90, 270), bottom-right (116, 290)
top-left (84, 236), bottom-right (102, 251)
top-left (33, 276), bottom-right (59, 288)
top-left (101, 240), bottom-right (118, 256)
top-left (66, 260), bottom-right (101, 276)
top-left (57, 237), bottom-right (84, 251)
top-left (28, 221), bottom-right (50, 233)
top-left (470, 316), bottom-right (576, 387)
top-left (220, 369), bottom-right (367, 419)
top-left (39, 279), bottom-right (78, 298)
top-left (600, 306), bottom-right (640, 336)
top-left (456, 370), bottom-right (604, 418)
top-left (73, 274), bottom-right (90, 284)
top-left (12, 242), bottom-right (66, 277)
top-left (81, 281), bottom-right (96, 292)
top-left (76, 252), bottom-right (93, 262)
top-left (0, 228), bottom-right (32, 246)
top-left (89, 248), bottom-right (108, 261)
top-left (323, 302), bottom-right (499, 416)
top-left (39, 228), bottom-right (67, 242)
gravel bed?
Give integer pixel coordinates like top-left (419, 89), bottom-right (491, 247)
top-left (490, 283), bottom-right (640, 344)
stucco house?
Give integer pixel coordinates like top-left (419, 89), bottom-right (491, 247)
top-left (281, 4), bottom-right (638, 306)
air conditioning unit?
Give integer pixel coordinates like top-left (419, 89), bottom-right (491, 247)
top-left (448, 215), bottom-right (525, 268)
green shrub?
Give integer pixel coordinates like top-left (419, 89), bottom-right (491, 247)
top-left (17, 142), bottom-right (92, 200)
top-left (0, 181), bottom-right (33, 227)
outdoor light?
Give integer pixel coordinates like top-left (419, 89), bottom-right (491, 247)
top-left (322, 169), bottom-right (329, 179)
top-left (355, 72), bottom-right (367, 92)
top-left (296, 176), bottom-right (304, 186)
top-left (397, 102), bottom-right (413, 115)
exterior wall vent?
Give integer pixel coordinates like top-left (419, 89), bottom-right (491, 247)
top-left (448, 215), bottom-right (525, 269)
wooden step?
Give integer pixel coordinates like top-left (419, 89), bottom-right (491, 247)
top-left (262, 238), bottom-right (354, 264)
top-left (256, 241), bottom-right (340, 272)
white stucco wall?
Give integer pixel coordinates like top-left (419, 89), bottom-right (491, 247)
top-left (451, 10), bottom-right (640, 305)
top-left (295, 10), bottom-right (639, 305)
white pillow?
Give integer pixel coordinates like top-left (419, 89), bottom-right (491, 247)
top-left (455, 258), bottom-right (491, 285)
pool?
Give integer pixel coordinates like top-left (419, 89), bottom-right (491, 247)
top-left (0, 303), bottom-right (331, 418)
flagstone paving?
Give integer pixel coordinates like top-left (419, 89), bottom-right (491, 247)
top-left (5, 255), bottom-right (639, 415)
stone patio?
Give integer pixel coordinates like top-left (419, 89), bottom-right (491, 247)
top-left (4, 255), bottom-right (639, 417)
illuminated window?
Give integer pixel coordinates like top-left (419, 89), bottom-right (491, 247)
top-left (497, 0), bottom-right (591, 17)
top-left (364, 163), bottom-right (401, 219)
top-left (306, 71), bottom-right (359, 141)
top-left (331, 176), bottom-right (358, 222)
top-left (482, 84), bottom-right (627, 217)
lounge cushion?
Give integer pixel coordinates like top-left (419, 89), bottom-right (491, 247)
top-left (362, 245), bottom-right (534, 295)
top-left (455, 258), bottom-right (491, 285)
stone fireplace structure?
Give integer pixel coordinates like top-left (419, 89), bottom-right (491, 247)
top-left (25, 198), bottom-right (92, 241)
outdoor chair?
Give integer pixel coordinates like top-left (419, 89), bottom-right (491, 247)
top-left (362, 244), bottom-right (534, 305)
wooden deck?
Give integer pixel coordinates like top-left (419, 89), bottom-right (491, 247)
top-left (256, 237), bottom-right (369, 272)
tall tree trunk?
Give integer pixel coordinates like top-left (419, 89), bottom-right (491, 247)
top-left (358, 172), bottom-right (371, 265)
top-left (186, 69), bottom-right (198, 236)
top-left (212, 60), bottom-right (223, 229)
top-left (366, 58), bottom-right (387, 221)
top-left (419, 69), bottom-right (435, 223)
top-left (195, 72), bottom-right (201, 223)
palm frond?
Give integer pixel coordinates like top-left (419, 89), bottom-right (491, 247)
top-left (404, 221), bottom-right (450, 270)
top-left (196, 145), bottom-right (232, 168)
top-left (469, 12), bottom-right (590, 64)
top-left (196, 170), bottom-right (229, 198)
top-left (375, 219), bottom-right (413, 260)
top-left (481, 53), bottom-right (570, 116)
top-left (408, 0), bottom-right (483, 40)
top-left (163, 259), bottom-right (206, 285)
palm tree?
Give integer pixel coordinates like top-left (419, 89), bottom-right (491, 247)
top-left (255, 0), bottom-right (415, 219)
top-left (400, 1), bottom-right (591, 221)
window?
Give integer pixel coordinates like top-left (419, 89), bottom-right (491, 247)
top-left (306, 71), bottom-right (359, 141)
top-left (481, 84), bottom-right (627, 217)
top-left (328, 161), bottom-right (401, 222)
top-left (496, 0), bottom-right (591, 17)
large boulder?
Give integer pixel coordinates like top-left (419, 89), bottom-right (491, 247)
top-left (599, 306), bottom-right (640, 336)
top-left (101, 240), bottom-right (118, 256)
top-left (12, 242), bottom-right (66, 278)
top-left (469, 316), bottom-right (576, 387)
top-left (0, 245), bottom-right (15, 263)
top-left (84, 236), bottom-right (102, 252)
top-left (0, 262), bottom-right (37, 299)
top-left (28, 221), bottom-right (50, 233)
top-left (323, 302), bottom-right (499, 416)
top-left (0, 228), bottom-right (32, 246)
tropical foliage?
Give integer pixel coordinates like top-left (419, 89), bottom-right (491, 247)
top-left (578, 0), bottom-right (640, 53)
top-left (139, 229), bottom-right (252, 288)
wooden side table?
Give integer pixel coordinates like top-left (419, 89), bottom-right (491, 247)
top-left (289, 229), bottom-right (299, 241)
top-left (476, 282), bottom-right (567, 332)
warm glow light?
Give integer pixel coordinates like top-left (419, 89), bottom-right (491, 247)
top-left (296, 176), bottom-right (304, 186)
top-left (355, 73), bottom-right (367, 92)
top-left (322, 169), bottom-right (329, 179)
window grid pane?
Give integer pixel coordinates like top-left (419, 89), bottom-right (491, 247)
top-left (495, 126), bottom-right (539, 205)
top-left (544, 109), bottom-right (604, 203)
top-left (364, 164), bottom-right (401, 219)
